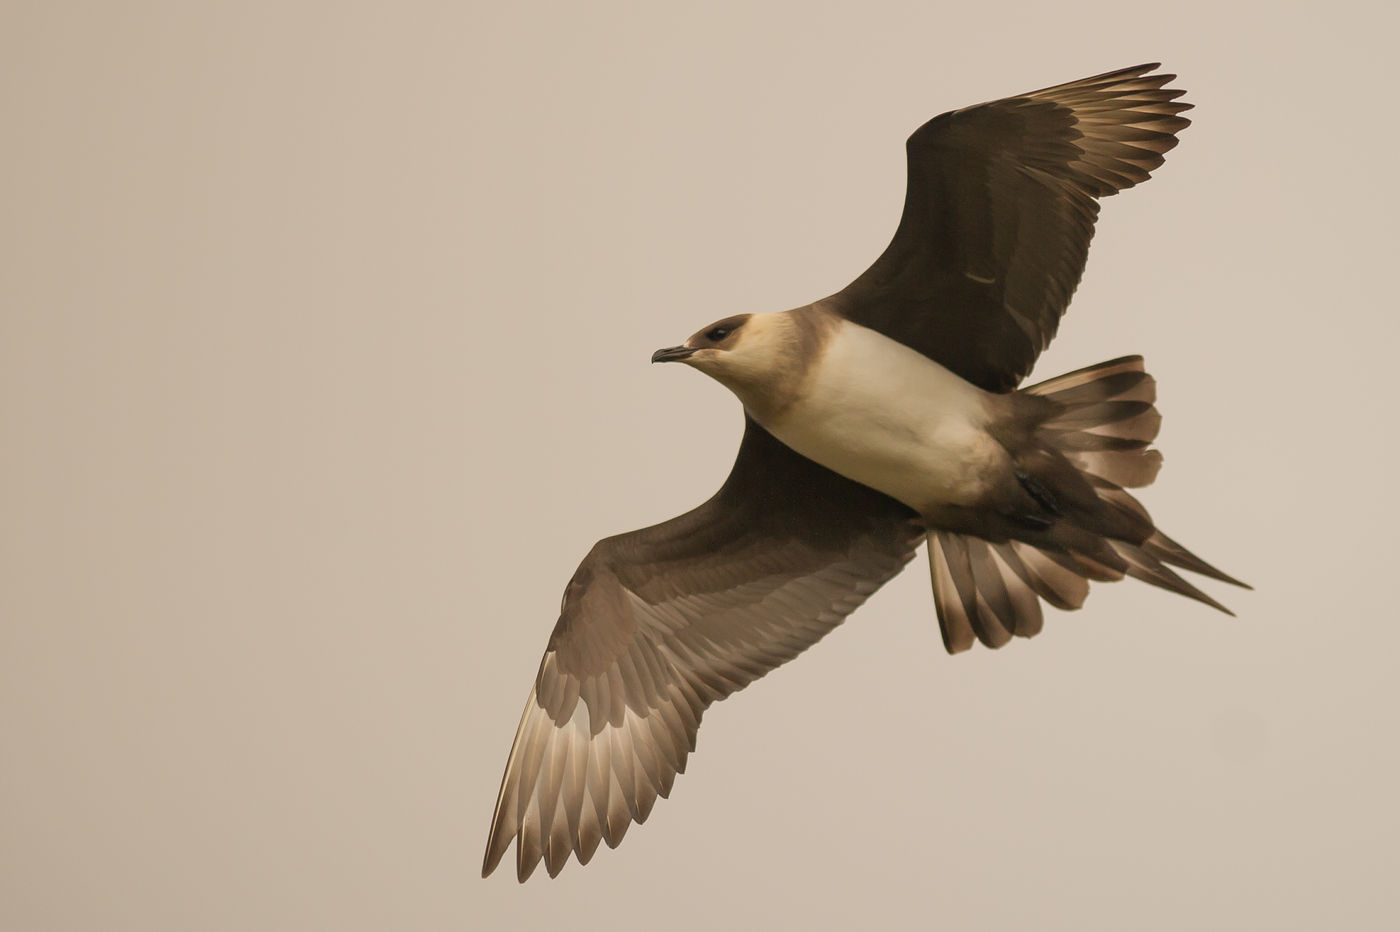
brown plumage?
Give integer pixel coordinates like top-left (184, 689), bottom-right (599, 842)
top-left (830, 65), bottom-right (1193, 390)
top-left (483, 64), bottom-right (1245, 882)
top-left (483, 426), bottom-right (919, 880)
top-left (927, 356), bottom-right (1245, 654)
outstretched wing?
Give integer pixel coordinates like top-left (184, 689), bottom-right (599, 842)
top-left (825, 64), bottom-right (1192, 392)
top-left (485, 64), bottom-right (1197, 880)
top-left (482, 422), bottom-right (920, 881)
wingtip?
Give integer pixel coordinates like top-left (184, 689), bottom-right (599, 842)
top-left (1100, 62), bottom-right (1162, 78)
top-left (516, 849), bottom-right (540, 883)
top-left (480, 841), bottom-right (528, 882)
top-left (481, 843), bottom-right (503, 880)
top-left (1098, 62), bottom-right (1165, 81)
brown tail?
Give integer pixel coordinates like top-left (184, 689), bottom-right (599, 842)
top-left (927, 356), bottom-right (1248, 655)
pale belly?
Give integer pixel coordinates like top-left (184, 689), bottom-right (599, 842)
top-left (764, 396), bottom-right (1004, 512)
top-left (754, 323), bottom-right (1008, 513)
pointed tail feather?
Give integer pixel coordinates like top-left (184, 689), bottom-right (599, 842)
top-left (928, 356), bottom-right (1246, 654)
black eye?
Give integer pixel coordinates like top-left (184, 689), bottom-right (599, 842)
top-left (705, 326), bottom-right (731, 342)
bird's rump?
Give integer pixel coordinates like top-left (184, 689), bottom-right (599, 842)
top-left (927, 356), bottom-right (1246, 654)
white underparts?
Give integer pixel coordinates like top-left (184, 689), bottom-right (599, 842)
top-left (754, 320), bottom-right (1004, 513)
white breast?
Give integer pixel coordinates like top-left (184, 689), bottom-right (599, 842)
top-left (756, 320), bottom-right (1006, 513)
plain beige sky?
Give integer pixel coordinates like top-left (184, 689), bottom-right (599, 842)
top-left (3, 2), bottom-right (1397, 930)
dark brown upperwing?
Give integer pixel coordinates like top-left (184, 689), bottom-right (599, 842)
top-left (483, 421), bottom-right (919, 881)
top-left (824, 64), bottom-right (1192, 392)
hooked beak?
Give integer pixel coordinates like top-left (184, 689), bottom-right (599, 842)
top-left (651, 345), bottom-right (696, 364)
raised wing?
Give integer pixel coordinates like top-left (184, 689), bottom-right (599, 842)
top-left (482, 422), bottom-right (920, 881)
top-left (825, 64), bottom-right (1192, 392)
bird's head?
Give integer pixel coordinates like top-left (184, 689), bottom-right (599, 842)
top-left (652, 311), bottom-right (824, 419)
top-left (651, 313), bottom-right (751, 363)
top-left (651, 312), bottom-right (774, 389)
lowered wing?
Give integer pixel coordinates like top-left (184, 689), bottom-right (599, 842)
top-left (483, 423), bottom-right (919, 880)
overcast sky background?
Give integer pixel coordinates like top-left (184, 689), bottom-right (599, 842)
top-left (4, 2), bottom-right (1397, 930)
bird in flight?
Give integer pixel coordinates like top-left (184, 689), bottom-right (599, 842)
top-left (483, 64), bottom-right (1246, 881)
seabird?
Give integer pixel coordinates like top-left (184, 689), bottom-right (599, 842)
top-left (482, 64), bottom-right (1246, 881)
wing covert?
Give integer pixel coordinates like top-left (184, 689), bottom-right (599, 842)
top-left (825, 63), bottom-right (1192, 391)
top-left (482, 422), bottom-right (920, 881)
